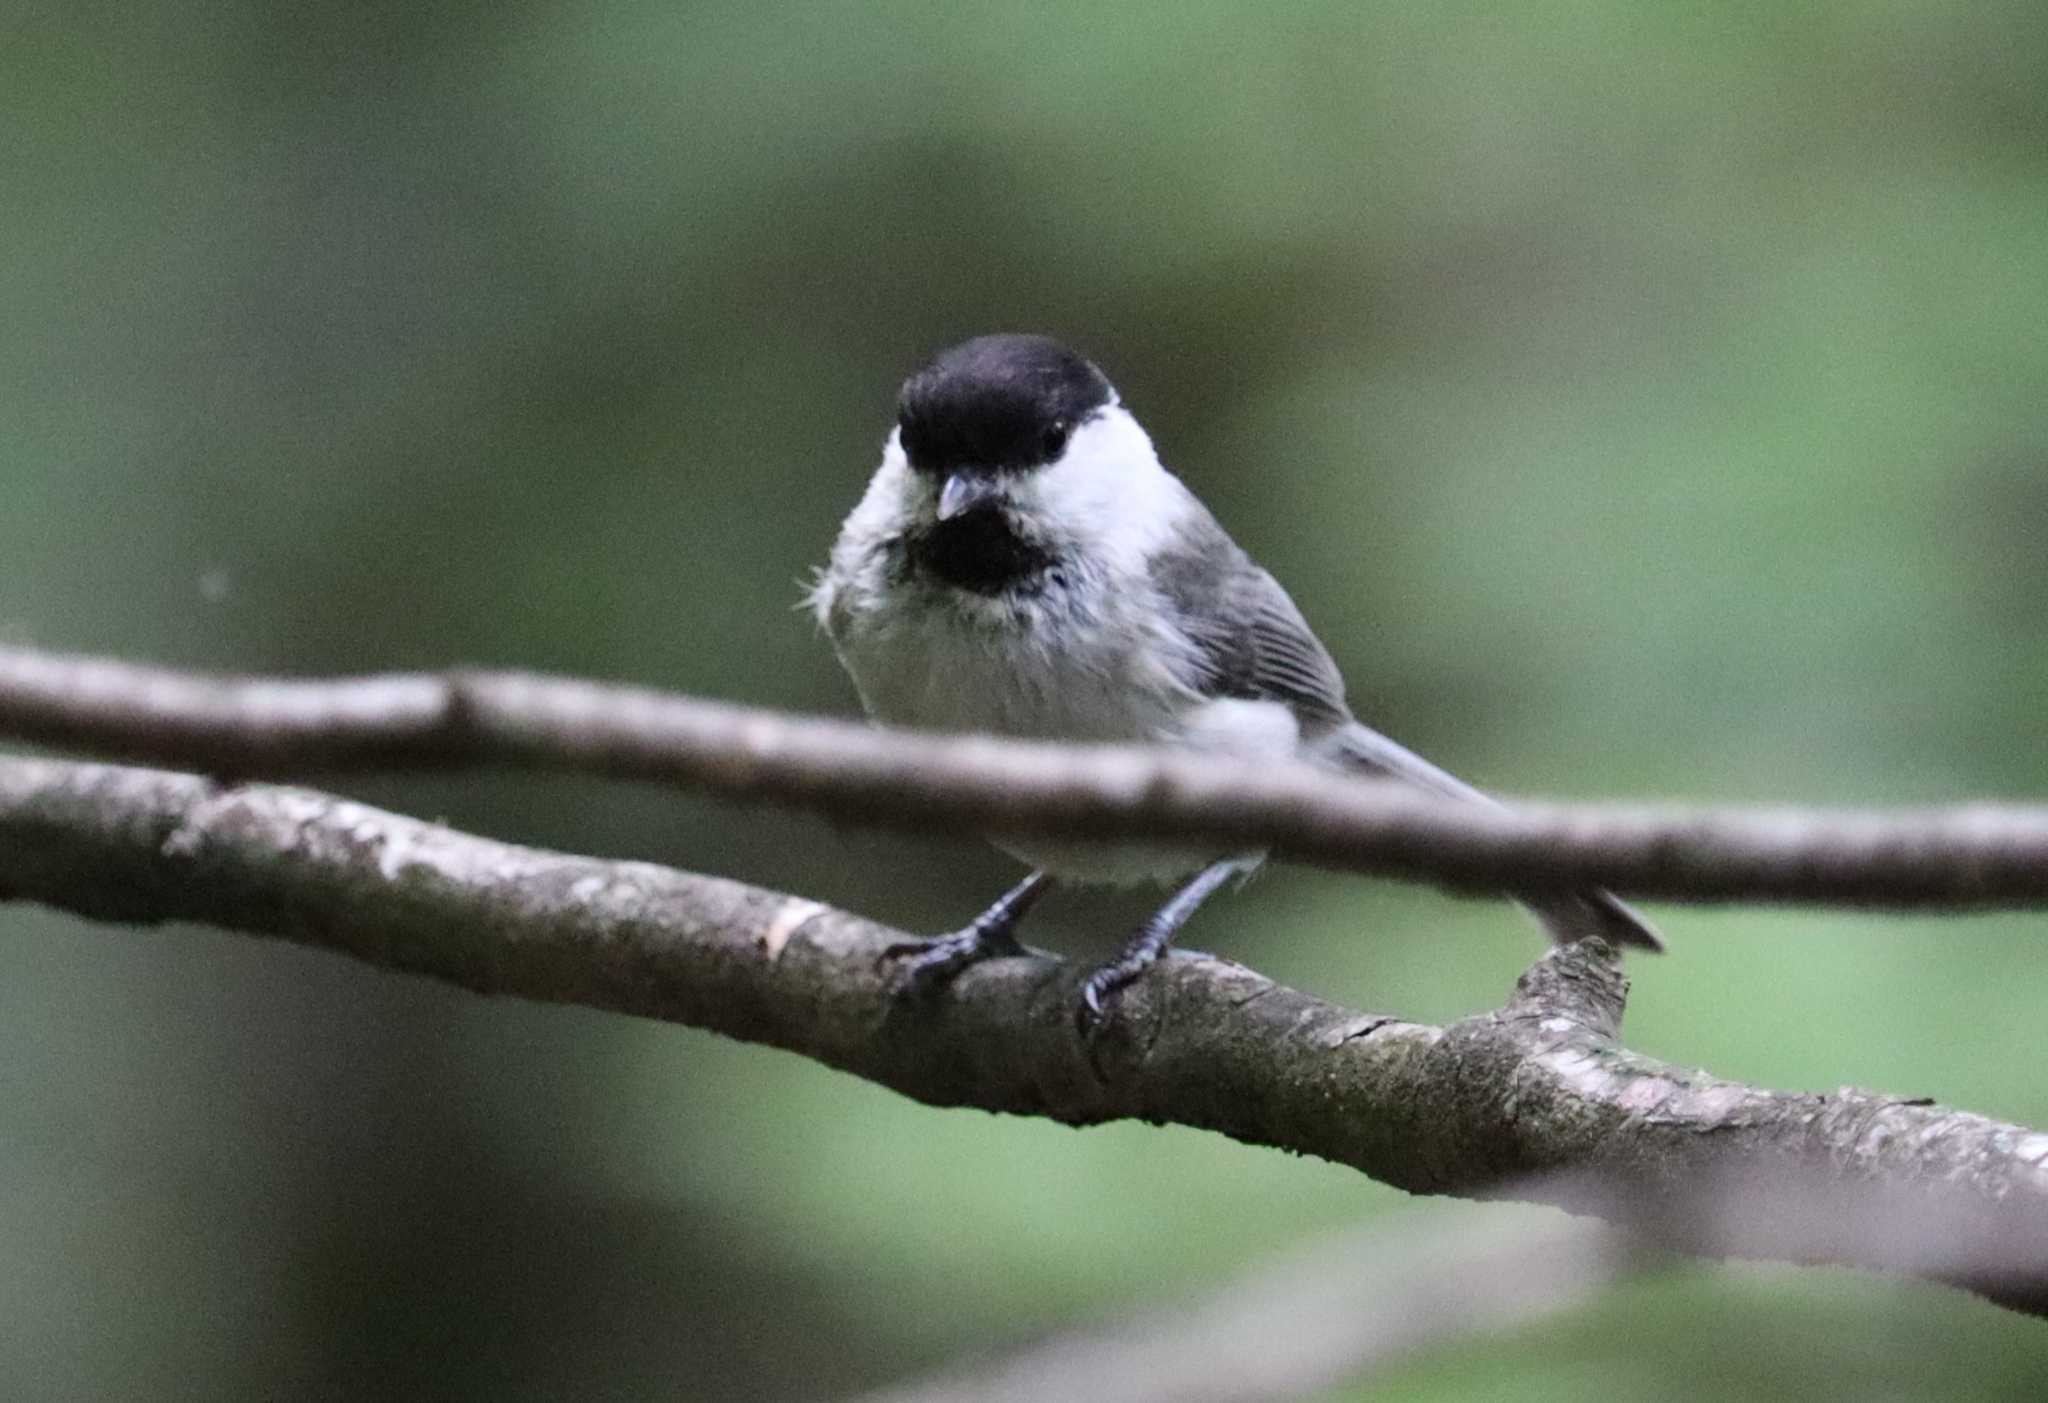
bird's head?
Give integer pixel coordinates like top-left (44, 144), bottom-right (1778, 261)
top-left (886, 334), bottom-right (1183, 595)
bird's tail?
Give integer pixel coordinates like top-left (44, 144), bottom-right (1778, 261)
top-left (1523, 888), bottom-right (1665, 953)
top-left (1320, 721), bottom-right (1665, 954)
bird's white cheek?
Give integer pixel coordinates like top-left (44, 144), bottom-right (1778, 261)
top-left (1025, 410), bottom-right (1197, 572)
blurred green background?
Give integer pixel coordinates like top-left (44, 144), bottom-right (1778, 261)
top-left (5, 2), bottom-right (2048, 1398)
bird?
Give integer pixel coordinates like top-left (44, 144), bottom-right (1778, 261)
top-left (809, 333), bottom-right (1661, 1028)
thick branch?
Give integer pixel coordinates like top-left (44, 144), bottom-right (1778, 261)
top-left (3, 755), bottom-right (2046, 1315)
top-left (5, 646), bottom-right (2048, 908)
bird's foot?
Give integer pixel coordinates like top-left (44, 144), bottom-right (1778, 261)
top-left (882, 870), bottom-right (1050, 998)
top-left (1073, 947), bottom-right (1160, 1039)
top-left (880, 924), bottom-right (1021, 997)
top-left (1074, 859), bottom-right (1239, 1038)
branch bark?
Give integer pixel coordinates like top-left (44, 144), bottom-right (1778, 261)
top-left (7, 645), bottom-right (2048, 908)
top-left (3, 755), bottom-right (2046, 1317)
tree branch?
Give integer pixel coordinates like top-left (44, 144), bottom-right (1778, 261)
top-left (5, 646), bottom-right (2048, 909)
top-left (4, 754), bottom-right (2046, 1316)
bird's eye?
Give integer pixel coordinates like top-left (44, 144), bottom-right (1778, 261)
top-left (1040, 422), bottom-right (1070, 459)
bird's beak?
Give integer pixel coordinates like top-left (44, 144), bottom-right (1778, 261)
top-left (936, 472), bottom-right (1002, 522)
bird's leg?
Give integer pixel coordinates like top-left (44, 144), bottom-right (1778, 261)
top-left (1077, 859), bottom-right (1241, 1034)
top-left (882, 870), bottom-right (1054, 994)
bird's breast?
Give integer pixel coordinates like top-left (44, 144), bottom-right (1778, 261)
top-left (822, 540), bottom-right (1297, 884)
top-left (829, 558), bottom-right (1189, 746)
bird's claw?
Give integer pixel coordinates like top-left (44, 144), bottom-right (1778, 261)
top-left (879, 927), bottom-right (1012, 997)
top-left (1073, 963), bottom-right (1137, 1040)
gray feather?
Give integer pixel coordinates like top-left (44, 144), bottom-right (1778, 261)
top-left (1325, 723), bottom-right (1664, 952)
top-left (1150, 521), bottom-right (1662, 953)
top-left (1148, 522), bottom-right (1351, 737)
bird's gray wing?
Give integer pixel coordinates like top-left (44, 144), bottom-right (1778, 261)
top-left (1325, 719), bottom-right (1488, 800)
top-left (1148, 520), bottom-right (1664, 953)
top-left (1147, 521), bottom-right (1353, 737)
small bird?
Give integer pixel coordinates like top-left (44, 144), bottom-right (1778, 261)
top-left (811, 333), bottom-right (1661, 1027)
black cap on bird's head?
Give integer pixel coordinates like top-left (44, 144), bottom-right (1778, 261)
top-left (897, 334), bottom-right (1114, 484)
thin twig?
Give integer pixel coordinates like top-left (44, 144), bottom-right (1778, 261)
top-left (4, 646), bottom-right (2048, 907)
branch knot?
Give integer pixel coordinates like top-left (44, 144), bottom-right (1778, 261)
top-left (1504, 939), bottom-right (1628, 1040)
